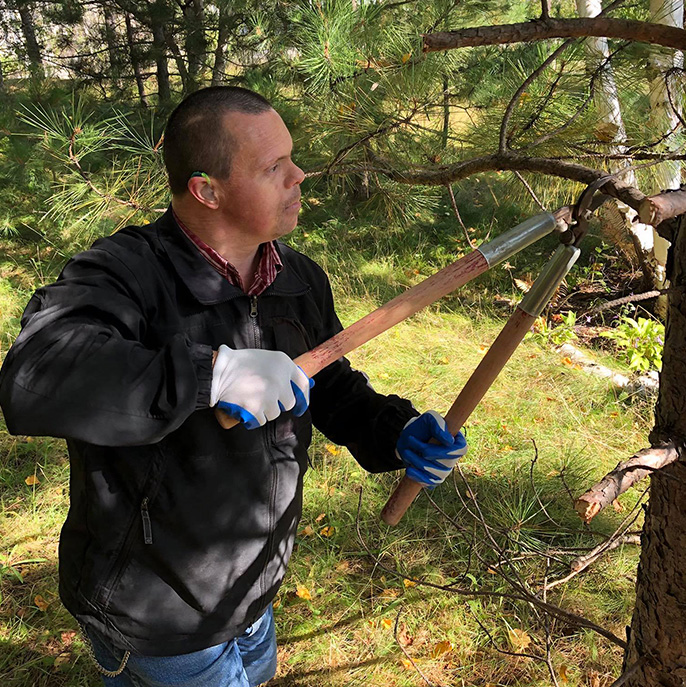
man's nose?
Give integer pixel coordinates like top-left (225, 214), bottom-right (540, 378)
top-left (288, 162), bottom-right (305, 187)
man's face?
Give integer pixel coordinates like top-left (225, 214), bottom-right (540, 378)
top-left (214, 109), bottom-right (305, 243)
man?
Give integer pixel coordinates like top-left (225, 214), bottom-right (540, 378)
top-left (0, 87), bottom-right (466, 686)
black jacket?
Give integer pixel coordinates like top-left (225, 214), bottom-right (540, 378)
top-left (0, 210), bottom-right (416, 656)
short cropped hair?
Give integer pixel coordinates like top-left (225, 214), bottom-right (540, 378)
top-left (163, 86), bottom-right (273, 196)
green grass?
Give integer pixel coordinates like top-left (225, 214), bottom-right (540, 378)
top-left (0, 284), bottom-right (651, 686)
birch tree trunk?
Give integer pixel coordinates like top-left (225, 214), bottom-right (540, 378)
top-left (647, 0), bottom-right (683, 315)
top-left (576, 0), bottom-right (663, 291)
top-left (625, 215), bottom-right (686, 686)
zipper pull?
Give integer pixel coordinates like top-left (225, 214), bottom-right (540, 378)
top-left (250, 296), bottom-right (258, 318)
top-left (141, 497), bottom-right (153, 545)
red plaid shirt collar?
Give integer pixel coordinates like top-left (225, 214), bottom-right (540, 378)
top-left (173, 212), bottom-right (282, 296)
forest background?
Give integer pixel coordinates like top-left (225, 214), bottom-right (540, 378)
top-left (0, 0), bottom-right (684, 685)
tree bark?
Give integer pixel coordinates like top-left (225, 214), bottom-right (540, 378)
top-left (183, 0), bottom-right (206, 91)
top-left (16, 1), bottom-right (43, 78)
top-left (124, 12), bottom-right (149, 107)
top-left (211, 1), bottom-right (231, 86)
top-left (150, 16), bottom-right (171, 104)
top-left (625, 214), bottom-right (686, 686)
top-left (647, 0), bottom-right (684, 316)
top-left (423, 18), bottom-right (686, 53)
top-left (104, 6), bottom-right (121, 90)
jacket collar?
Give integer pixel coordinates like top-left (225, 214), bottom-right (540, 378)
top-left (156, 208), bottom-right (310, 305)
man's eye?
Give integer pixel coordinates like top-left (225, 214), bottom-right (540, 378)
top-left (268, 163), bottom-right (279, 173)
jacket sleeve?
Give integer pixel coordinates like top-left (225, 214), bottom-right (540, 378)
top-left (0, 245), bottom-right (213, 446)
top-left (308, 279), bottom-right (419, 473)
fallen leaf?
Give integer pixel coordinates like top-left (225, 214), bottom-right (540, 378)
top-left (34, 594), bottom-right (49, 611)
top-left (514, 278), bottom-right (532, 292)
top-left (401, 52), bottom-right (412, 63)
top-left (612, 500), bottom-right (625, 513)
top-left (380, 588), bottom-right (399, 599)
top-left (370, 82), bottom-right (379, 91)
top-left (320, 526), bottom-right (335, 537)
top-left (25, 475), bottom-right (40, 486)
top-left (401, 658), bottom-right (413, 669)
top-left (381, 618), bottom-right (393, 629)
top-left (430, 640), bottom-right (452, 657)
top-left (53, 652), bottom-right (71, 670)
top-left (315, 513), bottom-right (326, 522)
top-left (562, 356), bottom-right (574, 366)
top-left (272, 597), bottom-right (281, 609)
top-left (299, 525), bottom-right (314, 537)
top-left (501, 445), bottom-right (514, 452)
top-left (398, 624), bottom-right (414, 646)
top-left (325, 444), bottom-right (341, 455)
top-left (507, 627), bottom-right (531, 651)
top-left (336, 560), bottom-right (350, 572)
top-left (479, 344), bottom-right (488, 351)
top-left (403, 578), bottom-right (417, 588)
top-left (60, 630), bottom-right (77, 646)
top-left (296, 585), bottom-right (312, 600)
top-left (559, 663), bottom-right (569, 683)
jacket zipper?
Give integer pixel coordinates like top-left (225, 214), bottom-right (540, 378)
top-left (141, 497), bottom-right (153, 545)
top-left (248, 294), bottom-right (279, 598)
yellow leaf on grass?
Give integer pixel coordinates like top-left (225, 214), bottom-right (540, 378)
top-left (53, 652), bottom-right (71, 670)
top-left (559, 664), bottom-right (570, 683)
top-left (401, 658), bottom-right (413, 669)
top-left (403, 579), bottom-right (417, 588)
top-left (272, 597), bottom-right (281, 609)
top-left (401, 52), bottom-right (412, 63)
top-left (34, 594), bottom-right (49, 611)
top-left (507, 627), bottom-right (531, 651)
top-left (25, 475), bottom-right (40, 486)
top-left (381, 618), bottom-right (393, 629)
top-left (299, 525), bottom-right (314, 537)
top-left (320, 526), bottom-right (334, 537)
top-left (562, 356), bottom-right (574, 366)
top-left (430, 640), bottom-right (452, 658)
top-left (380, 588), bottom-right (399, 599)
top-left (296, 585), bottom-right (312, 600)
top-left (325, 444), bottom-right (341, 455)
top-left (315, 513), bottom-right (326, 522)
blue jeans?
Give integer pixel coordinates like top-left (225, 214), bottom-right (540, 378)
top-left (84, 605), bottom-right (277, 687)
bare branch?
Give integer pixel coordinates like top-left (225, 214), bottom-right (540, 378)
top-left (424, 18), bottom-right (686, 53)
top-left (446, 184), bottom-right (477, 248)
top-left (575, 444), bottom-right (680, 522)
top-left (512, 171), bottom-right (547, 211)
top-left (639, 188), bottom-right (686, 225)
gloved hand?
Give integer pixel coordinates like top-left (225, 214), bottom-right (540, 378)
top-left (211, 345), bottom-right (313, 430)
top-left (395, 410), bottom-right (468, 487)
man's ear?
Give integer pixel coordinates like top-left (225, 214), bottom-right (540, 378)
top-left (187, 176), bottom-right (218, 209)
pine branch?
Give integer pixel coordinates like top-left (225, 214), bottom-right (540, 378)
top-left (575, 444), bottom-right (680, 523)
top-left (424, 18), bottom-right (686, 53)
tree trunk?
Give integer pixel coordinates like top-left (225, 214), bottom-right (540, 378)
top-left (211, 2), bottom-right (230, 87)
top-left (150, 19), bottom-right (171, 104)
top-left (124, 12), bottom-right (149, 108)
top-left (576, 0), bottom-right (663, 293)
top-left (647, 0), bottom-right (683, 316)
top-left (16, 1), bottom-right (43, 78)
top-left (625, 214), bottom-right (686, 686)
top-left (183, 0), bottom-right (206, 91)
top-left (104, 6), bottom-right (120, 90)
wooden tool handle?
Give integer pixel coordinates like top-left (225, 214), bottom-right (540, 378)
top-left (214, 251), bottom-right (489, 429)
top-left (380, 309), bottom-right (536, 526)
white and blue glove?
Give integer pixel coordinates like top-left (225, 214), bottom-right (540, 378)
top-left (211, 345), bottom-right (313, 430)
top-left (396, 410), bottom-right (468, 487)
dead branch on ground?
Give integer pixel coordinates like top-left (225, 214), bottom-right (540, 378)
top-left (575, 443), bottom-right (680, 523)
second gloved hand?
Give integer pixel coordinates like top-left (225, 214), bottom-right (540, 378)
top-left (211, 345), bottom-right (313, 429)
top-left (396, 410), bottom-right (468, 487)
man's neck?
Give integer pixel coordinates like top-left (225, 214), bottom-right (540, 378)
top-left (172, 198), bottom-right (261, 290)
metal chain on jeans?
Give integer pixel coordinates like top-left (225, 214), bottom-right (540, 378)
top-left (78, 622), bottom-right (131, 678)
